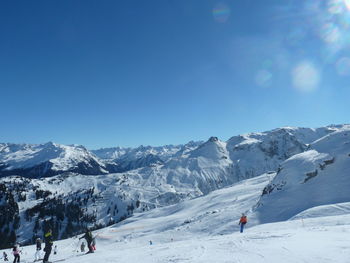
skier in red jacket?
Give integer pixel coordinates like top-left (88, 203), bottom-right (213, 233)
top-left (238, 213), bottom-right (247, 233)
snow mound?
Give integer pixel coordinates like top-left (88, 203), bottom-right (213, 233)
top-left (290, 202), bottom-right (350, 220)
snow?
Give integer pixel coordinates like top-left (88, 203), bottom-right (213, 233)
top-left (2, 124), bottom-right (350, 262)
top-left (3, 173), bottom-right (350, 263)
top-left (256, 125), bottom-right (350, 223)
top-left (92, 142), bottom-right (203, 163)
top-left (0, 142), bottom-right (107, 175)
top-left (291, 202), bottom-right (350, 220)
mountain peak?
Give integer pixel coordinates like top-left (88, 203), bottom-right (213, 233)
top-left (208, 136), bottom-right (219, 142)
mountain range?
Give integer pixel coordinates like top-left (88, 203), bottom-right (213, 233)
top-left (0, 124), bottom-right (349, 249)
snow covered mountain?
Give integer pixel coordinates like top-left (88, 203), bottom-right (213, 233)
top-left (256, 125), bottom-right (350, 223)
top-left (149, 127), bottom-right (334, 196)
top-left (92, 141), bottom-right (202, 172)
top-left (0, 126), bottom-right (338, 179)
top-left (92, 144), bottom-right (183, 161)
top-left (0, 142), bottom-right (111, 178)
top-left (2, 172), bottom-right (350, 262)
top-left (0, 172), bottom-right (152, 248)
top-left (1, 124), bottom-right (349, 250)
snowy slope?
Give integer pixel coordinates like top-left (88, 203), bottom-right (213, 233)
top-left (270, 125), bottom-right (338, 144)
top-left (225, 128), bottom-right (307, 181)
top-left (0, 172), bottom-right (163, 246)
top-left (151, 127), bottom-right (317, 196)
top-left (256, 125), bottom-right (350, 223)
top-left (291, 202), bottom-right (350, 220)
top-left (1, 124), bottom-right (349, 249)
top-left (2, 173), bottom-right (350, 263)
top-left (0, 142), bottom-right (109, 177)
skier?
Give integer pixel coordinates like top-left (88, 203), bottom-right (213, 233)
top-left (91, 237), bottom-right (96, 251)
top-left (238, 213), bottom-right (248, 233)
top-left (34, 238), bottom-right (42, 261)
top-left (53, 246), bottom-right (57, 255)
top-left (2, 252), bottom-right (9, 261)
top-left (43, 229), bottom-right (54, 263)
top-left (80, 242), bottom-right (85, 252)
top-left (12, 244), bottom-right (20, 263)
top-left (79, 229), bottom-right (94, 253)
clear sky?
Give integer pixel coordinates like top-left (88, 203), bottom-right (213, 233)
top-left (1, 0), bottom-right (349, 149)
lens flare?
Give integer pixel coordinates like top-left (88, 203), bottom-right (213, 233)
top-left (339, 13), bottom-right (350, 28)
top-left (344, 0), bottom-right (350, 10)
top-left (213, 3), bottom-right (231, 23)
top-left (292, 61), bottom-right (320, 92)
top-left (255, 70), bottom-right (272, 87)
top-left (328, 0), bottom-right (344, 14)
top-left (336, 57), bottom-right (350, 75)
top-left (320, 23), bottom-right (341, 43)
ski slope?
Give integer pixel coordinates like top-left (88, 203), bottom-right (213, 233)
top-left (3, 173), bottom-right (350, 263)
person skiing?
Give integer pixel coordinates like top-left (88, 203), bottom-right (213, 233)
top-left (238, 213), bottom-right (248, 233)
top-left (53, 246), bottom-right (57, 255)
top-left (91, 237), bottom-right (96, 251)
top-left (34, 237), bottom-right (42, 261)
top-left (43, 229), bottom-right (54, 263)
top-left (2, 252), bottom-right (9, 261)
top-left (80, 242), bottom-right (85, 252)
top-left (79, 229), bottom-right (94, 253)
top-left (12, 244), bottom-right (20, 263)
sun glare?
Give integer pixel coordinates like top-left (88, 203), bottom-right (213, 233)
top-left (344, 0), bottom-right (350, 10)
top-left (292, 61), bottom-right (320, 92)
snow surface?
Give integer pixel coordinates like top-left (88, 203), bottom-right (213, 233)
top-left (92, 142), bottom-right (203, 162)
top-left (3, 173), bottom-right (350, 263)
top-left (0, 142), bottom-right (107, 173)
top-left (256, 125), bottom-right (350, 223)
top-left (2, 124), bottom-right (350, 262)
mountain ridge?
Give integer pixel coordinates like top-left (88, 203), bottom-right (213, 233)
top-left (1, 124), bottom-right (349, 249)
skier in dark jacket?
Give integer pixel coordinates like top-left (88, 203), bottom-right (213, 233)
top-left (35, 238), bottom-right (42, 261)
top-left (12, 244), bottom-right (20, 263)
top-left (80, 242), bottom-right (85, 252)
top-left (3, 252), bottom-right (9, 261)
top-left (79, 230), bottom-right (94, 253)
top-left (43, 229), bottom-right (53, 263)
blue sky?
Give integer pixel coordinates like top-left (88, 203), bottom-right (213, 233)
top-left (1, 0), bottom-right (349, 149)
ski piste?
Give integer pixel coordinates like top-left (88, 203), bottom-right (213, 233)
top-left (53, 250), bottom-right (95, 262)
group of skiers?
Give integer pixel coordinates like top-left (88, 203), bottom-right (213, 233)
top-left (79, 229), bottom-right (96, 254)
top-left (1, 228), bottom-right (96, 263)
top-left (2, 215), bottom-right (245, 263)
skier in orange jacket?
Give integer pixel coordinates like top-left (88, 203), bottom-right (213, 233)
top-left (238, 213), bottom-right (247, 233)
